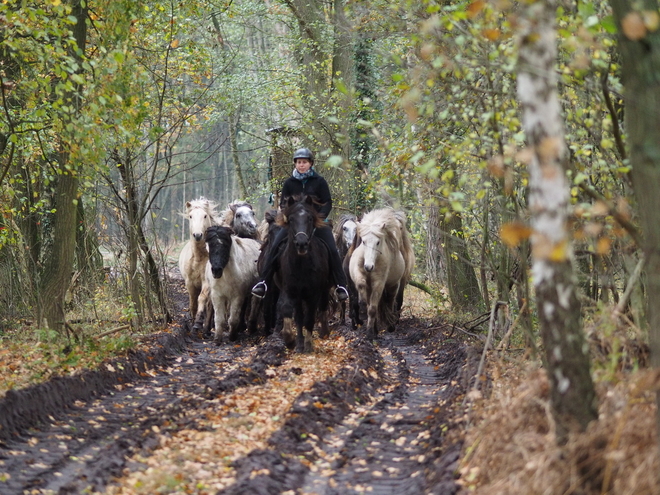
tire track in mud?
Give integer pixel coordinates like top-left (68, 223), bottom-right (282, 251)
top-left (217, 323), bottom-right (470, 495)
top-left (305, 334), bottom-right (465, 495)
top-left (0, 332), bottom-right (288, 495)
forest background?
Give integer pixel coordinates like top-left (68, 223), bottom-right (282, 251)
top-left (2, 0), bottom-right (660, 492)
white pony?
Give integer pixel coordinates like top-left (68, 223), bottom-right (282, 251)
top-left (349, 208), bottom-right (415, 339)
top-left (204, 225), bottom-right (261, 344)
top-left (334, 214), bottom-right (358, 323)
top-left (217, 201), bottom-right (260, 240)
top-left (178, 197), bottom-right (218, 320)
top-left (333, 213), bottom-right (358, 260)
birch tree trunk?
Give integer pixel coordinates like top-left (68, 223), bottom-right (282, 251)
top-left (516, 0), bottom-right (597, 442)
top-left (609, 0), bottom-right (660, 443)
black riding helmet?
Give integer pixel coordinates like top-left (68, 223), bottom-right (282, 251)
top-left (293, 147), bottom-right (314, 164)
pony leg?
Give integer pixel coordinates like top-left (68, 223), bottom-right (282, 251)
top-left (212, 299), bottom-right (228, 345)
top-left (227, 297), bottom-right (244, 341)
top-left (246, 295), bottom-right (261, 335)
top-left (203, 298), bottom-right (214, 336)
top-left (302, 303), bottom-right (317, 353)
top-left (192, 286), bottom-right (209, 332)
top-left (295, 300), bottom-right (306, 353)
top-left (382, 285), bottom-right (400, 333)
top-left (318, 309), bottom-right (330, 339)
top-left (279, 297), bottom-right (295, 349)
top-left (188, 283), bottom-right (201, 320)
top-left (366, 283), bottom-right (385, 340)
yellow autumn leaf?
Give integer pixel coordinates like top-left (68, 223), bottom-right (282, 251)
top-left (515, 147), bottom-right (535, 165)
top-left (482, 28), bottom-right (501, 41)
top-left (643, 10), bottom-right (660, 31)
top-left (596, 236), bottom-right (611, 255)
top-left (467, 0), bottom-right (486, 18)
top-left (583, 222), bottom-right (603, 237)
top-left (500, 222), bottom-right (532, 248)
top-left (622, 12), bottom-right (647, 41)
top-left (549, 240), bottom-right (569, 262)
top-left (591, 201), bottom-right (609, 216)
top-left (170, 39), bottom-right (180, 48)
top-left (537, 136), bottom-right (562, 165)
top-left (487, 155), bottom-right (505, 178)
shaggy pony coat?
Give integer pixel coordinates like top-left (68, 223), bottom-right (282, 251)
top-left (178, 197), bottom-right (218, 320)
top-left (348, 208), bottom-right (415, 338)
top-left (205, 225), bottom-right (261, 343)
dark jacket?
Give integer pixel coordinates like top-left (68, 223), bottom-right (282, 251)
top-left (279, 171), bottom-right (332, 219)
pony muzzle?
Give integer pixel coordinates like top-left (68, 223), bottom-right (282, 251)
top-left (211, 266), bottom-right (224, 278)
top-left (294, 232), bottom-right (310, 254)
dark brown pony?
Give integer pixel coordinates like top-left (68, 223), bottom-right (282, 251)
top-left (277, 196), bottom-right (331, 353)
top-left (257, 209), bottom-right (282, 335)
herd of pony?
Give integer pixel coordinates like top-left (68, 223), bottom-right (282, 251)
top-left (178, 195), bottom-right (415, 353)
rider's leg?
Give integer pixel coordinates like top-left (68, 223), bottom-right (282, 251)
top-left (252, 227), bottom-right (287, 298)
top-left (315, 226), bottom-right (349, 301)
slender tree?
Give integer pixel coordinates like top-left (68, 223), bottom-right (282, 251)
top-left (516, 0), bottom-right (597, 442)
top-left (39, 0), bottom-right (87, 333)
top-left (609, 0), bottom-right (660, 442)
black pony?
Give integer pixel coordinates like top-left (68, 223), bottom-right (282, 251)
top-left (277, 196), bottom-right (331, 353)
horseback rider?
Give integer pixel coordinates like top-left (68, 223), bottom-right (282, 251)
top-left (251, 147), bottom-right (349, 302)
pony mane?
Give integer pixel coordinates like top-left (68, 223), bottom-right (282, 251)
top-left (258, 208), bottom-right (278, 242)
top-left (358, 208), bottom-right (402, 252)
top-left (183, 196), bottom-right (219, 216)
top-left (357, 208), bottom-right (415, 283)
top-left (278, 196), bottom-right (325, 229)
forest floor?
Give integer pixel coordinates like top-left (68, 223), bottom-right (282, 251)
top-left (0, 269), bottom-right (480, 494)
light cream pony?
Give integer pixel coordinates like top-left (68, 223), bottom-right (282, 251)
top-left (178, 197), bottom-right (218, 321)
top-left (348, 208), bottom-right (415, 339)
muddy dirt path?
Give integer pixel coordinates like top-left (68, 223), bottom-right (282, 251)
top-left (0, 284), bottom-right (476, 495)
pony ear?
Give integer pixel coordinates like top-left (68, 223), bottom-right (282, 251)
top-left (229, 203), bottom-right (237, 213)
top-left (304, 195), bottom-right (314, 206)
top-left (186, 201), bottom-right (191, 209)
top-left (286, 196), bottom-right (296, 207)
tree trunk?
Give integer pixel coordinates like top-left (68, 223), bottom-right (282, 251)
top-left (40, 0), bottom-right (87, 333)
top-left (442, 212), bottom-right (483, 310)
top-left (40, 167), bottom-right (79, 332)
top-left (516, 0), bottom-right (597, 442)
top-left (609, 0), bottom-right (660, 448)
top-left (229, 114), bottom-right (247, 199)
top-left (115, 150), bottom-right (144, 327)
